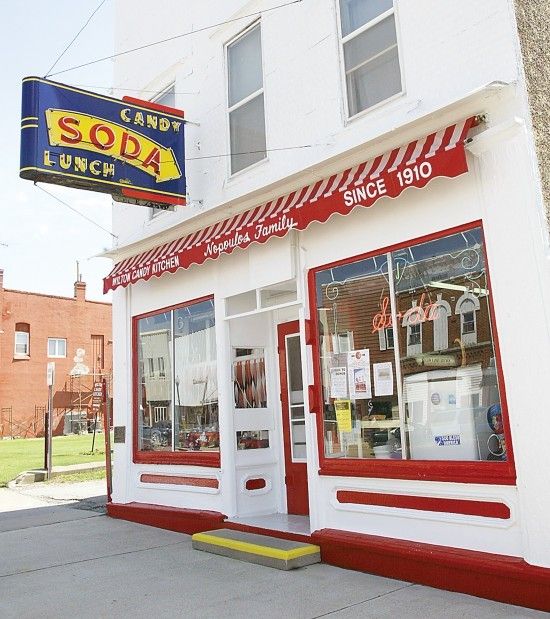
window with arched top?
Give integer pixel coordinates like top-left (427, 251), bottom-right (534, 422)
top-left (402, 303), bottom-right (423, 357)
top-left (455, 292), bottom-right (480, 345)
top-left (429, 294), bottom-right (451, 351)
top-left (14, 322), bottom-right (30, 357)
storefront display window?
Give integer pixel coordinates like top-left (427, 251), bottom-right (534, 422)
top-left (134, 297), bottom-right (219, 464)
top-left (313, 226), bottom-right (509, 472)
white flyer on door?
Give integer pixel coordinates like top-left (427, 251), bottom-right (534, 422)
top-left (329, 367), bottom-right (348, 399)
top-left (373, 362), bottom-right (394, 397)
top-left (347, 349), bottom-right (372, 399)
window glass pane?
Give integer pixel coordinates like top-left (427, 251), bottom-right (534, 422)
top-left (228, 24), bottom-right (263, 107)
top-left (155, 84), bottom-right (176, 108)
top-left (48, 338), bottom-right (66, 357)
top-left (234, 348), bottom-right (267, 408)
top-left (15, 332), bottom-right (29, 355)
top-left (136, 311), bottom-right (173, 452)
top-left (346, 46), bottom-right (401, 115)
top-left (174, 299), bottom-right (218, 453)
top-left (340, 0), bottom-right (393, 37)
top-left (392, 228), bottom-right (505, 462)
top-left (236, 430), bottom-right (269, 449)
top-left (314, 227), bottom-right (507, 464)
top-left (343, 14), bottom-right (397, 71)
top-left (229, 94), bottom-right (266, 174)
top-left (315, 254), bottom-right (401, 459)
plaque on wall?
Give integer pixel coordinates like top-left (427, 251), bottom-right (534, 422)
top-left (113, 426), bottom-right (126, 444)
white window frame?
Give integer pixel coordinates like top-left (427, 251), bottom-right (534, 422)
top-left (225, 20), bottom-right (267, 178)
top-left (149, 82), bottom-right (177, 219)
top-left (336, 0), bottom-right (404, 120)
top-left (378, 326), bottom-right (394, 351)
top-left (402, 304), bottom-right (423, 357)
top-left (47, 337), bottom-right (67, 358)
top-left (430, 295), bottom-right (451, 352)
top-left (15, 331), bottom-right (29, 357)
top-left (456, 292), bottom-right (480, 345)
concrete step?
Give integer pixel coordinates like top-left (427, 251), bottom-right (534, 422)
top-left (192, 528), bottom-right (321, 571)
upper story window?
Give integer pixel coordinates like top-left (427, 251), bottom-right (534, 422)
top-left (456, 292), bottom-right (480, 345)
top-left (338, 0), bottom-right (402, 117)
top-left (14, 323), bottom-right (30, 357)
top-left (149, 84), bottom-right (176, 219)
top-left (134, 296), bottom-right (219, 466)
top-left (48, 338), bottom-right (67, 358)
top-left (227, 22), bottom-right (266, 175)
top-left (312, 225), bottom-right (512, 483)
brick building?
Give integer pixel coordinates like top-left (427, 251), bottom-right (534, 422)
top-left (0, 270), bottom-right (112, 438)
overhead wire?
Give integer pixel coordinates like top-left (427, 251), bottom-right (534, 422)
top-left (44, 0), bottom-right (109, 78)
top-left (34, 183), bottom-right (118, 239)
top-left (47, 0), bottom-right (304, 77)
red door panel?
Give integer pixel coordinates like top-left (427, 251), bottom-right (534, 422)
top-left (278, 321), bottom-right (309, 515)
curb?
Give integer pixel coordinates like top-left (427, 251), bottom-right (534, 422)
top-left (8, 462), bottom-right (106, 488)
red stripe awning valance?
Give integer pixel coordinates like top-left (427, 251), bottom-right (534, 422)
top-left (104, 117), bottom-right (475, 293)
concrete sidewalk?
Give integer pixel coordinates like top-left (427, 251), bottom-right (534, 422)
top-left (0, 483), bottom-right (545, 618)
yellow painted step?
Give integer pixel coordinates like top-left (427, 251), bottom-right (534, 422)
top-left (192, 528), bottom-right (321, 570)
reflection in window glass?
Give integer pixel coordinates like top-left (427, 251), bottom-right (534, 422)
top-left (136, 299), bottom-right (219, 454)
top-left (314, 227), bottom-right (506, 463)
top-left (233, 348), bottom-right (267, 408)
top-left (236, 430), bottom-right (269, 450)
top-left (136, 311), bottom-right (172, 452)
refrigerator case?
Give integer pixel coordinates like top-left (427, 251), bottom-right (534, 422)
top-left (404, 364), bottom-right (492, 460)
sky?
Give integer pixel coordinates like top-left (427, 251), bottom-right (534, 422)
top-left (1, 1), bottom-right (117, 301)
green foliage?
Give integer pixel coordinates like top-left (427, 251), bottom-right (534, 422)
top-left (0, 434), bottom-right (109, 487)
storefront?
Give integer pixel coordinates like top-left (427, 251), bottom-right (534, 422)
top-left (104, 96), bottom-right (550, 609)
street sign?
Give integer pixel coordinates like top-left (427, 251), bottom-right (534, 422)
top-left (91, 381), bottom-right (104, 411)
top-left (46, 362), bottom-right (55, 386)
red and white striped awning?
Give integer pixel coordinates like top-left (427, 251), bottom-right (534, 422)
top-left (104, 117), bottom-right (476, 293)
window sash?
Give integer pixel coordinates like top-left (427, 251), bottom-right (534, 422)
top-left (227, 22), bottom-right (266, 175)
top-left (15, 332), bottom-right (29, 355)
top-left (339, 2), bottom-right (401, 117)
top-left (48, 338), bottom-right (67, 357)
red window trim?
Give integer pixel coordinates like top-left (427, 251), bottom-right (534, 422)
top-left (307, 220), bottom-right (516, 485)
top-left (132, 294), bottom-right (221, 467)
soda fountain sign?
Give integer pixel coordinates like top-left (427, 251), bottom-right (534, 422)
top-left (20, 77), bottom-right (186, 209)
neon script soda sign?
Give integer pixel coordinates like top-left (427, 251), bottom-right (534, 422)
top-left (20, 77), bottom-right (186, 208)
top-left (372, 293), bottom-right (443, 333)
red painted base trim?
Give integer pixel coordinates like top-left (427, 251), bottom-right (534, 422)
top-left (107, 502), bottom-right (225, 535)
top-left (312, 529), bottom-right (550, 612)
top-left (336, 491), bottom-right (510, 519)
top-left (140, 474), bottom-right (219, 488)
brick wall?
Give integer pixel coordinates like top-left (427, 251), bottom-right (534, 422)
top-left (514, 0), bottom-right (550, 219)
top-left (0, 276), bottom-right (112, 438)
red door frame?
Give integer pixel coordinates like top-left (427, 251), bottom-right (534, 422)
top-left (277, 321), bottom-right (309, 515)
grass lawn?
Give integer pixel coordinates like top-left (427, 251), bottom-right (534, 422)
top-left (0, 433), bottom-right (110, 487)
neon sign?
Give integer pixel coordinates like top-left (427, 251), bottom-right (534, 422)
top-left (372, 293), bottom-right (443, 333)
top-left (20, 77), bottom-right (186, 209)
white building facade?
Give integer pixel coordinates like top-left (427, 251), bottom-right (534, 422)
top-left (105, 1), bottom-right (550, 609)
